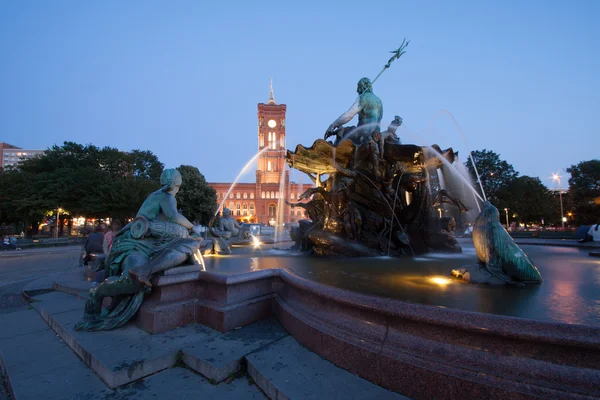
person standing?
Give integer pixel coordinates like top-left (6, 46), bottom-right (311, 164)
top-left (83, 225), bottom-right (105, 264)
top-left (103, 219), bottom-right (122, 255)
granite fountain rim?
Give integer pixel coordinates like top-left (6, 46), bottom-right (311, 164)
top-left (148, 265), bottom-right (600, 348)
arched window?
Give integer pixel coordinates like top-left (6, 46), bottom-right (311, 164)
top-left (249, 202), bottom-right (255, 215)
top-left (243, 192), bottom-right (247, 199)
top-left (291, 192), bottom-right (295, 199)
top-left (268, 204), bottom-right (276, 216)
top-left (290, 210), bottom-right (294, 216)
top-left (236, 193), bottom-right (240, 199)
top-left (229, 193), bottom-right (233, 199)
top-left (250, 193), bottom-right (254, 199)
top-left (267, 161), bottom-right (272, 171)
top-left (261, 191), bottom-right (265, 199)
top-left (280, 134), bottom-right (285, 148)
top-left (266, 192), bottom-right (270, 199)
top-left (243, 203), bottom-right (248, 215)
top-left (270, 191), bottom-right (275, 198)
top-left (229, 202), bottom-right (234, 210)
top-left (236, 202), bottom-right (241, 216)
top-left (297, 210), bottom-right (301, 216)
top-left (275, 192), bottom-right (279, 199)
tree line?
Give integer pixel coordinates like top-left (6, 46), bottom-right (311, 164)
top-left (0, 142), bottom-right (217, 236)
top-left (465, 150), bottom-right (600, 226)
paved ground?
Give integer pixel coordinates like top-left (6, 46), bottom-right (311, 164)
top-left (0, 245), bottom-right (81, 315)
top-left (0, 246), bottom-right (82, 398)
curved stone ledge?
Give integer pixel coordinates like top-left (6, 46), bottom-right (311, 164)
top-left (132, 267), bottom-right (599, 399)
top-left (275, 270), bottom-right (599, 399)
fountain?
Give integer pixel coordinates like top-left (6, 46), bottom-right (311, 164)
top-left (71, 43), bottom-right (599, 400)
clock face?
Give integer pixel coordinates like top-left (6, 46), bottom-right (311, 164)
top-left (268, 119), bottom-right (277, 128)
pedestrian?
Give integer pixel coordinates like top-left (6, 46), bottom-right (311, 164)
top-left (103, 219), bottom-right (122, 255)
top-left (83, 225), bottom-right (105, 264)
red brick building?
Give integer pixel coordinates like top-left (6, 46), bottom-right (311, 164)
top-left (208, 83), bottom-right (311, 225)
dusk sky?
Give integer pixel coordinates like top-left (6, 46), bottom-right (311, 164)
top-left (1, 1), bottom-right (597, 189)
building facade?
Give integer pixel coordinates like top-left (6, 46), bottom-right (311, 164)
top-left (208, 83), bottom-right (311, 225)
top-left (0, 143), bottom-right (44, 169)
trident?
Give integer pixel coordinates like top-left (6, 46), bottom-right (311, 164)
top-left (367, 38), bottom-right (410, 90)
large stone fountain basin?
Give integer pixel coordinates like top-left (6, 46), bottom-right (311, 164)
top-left (135, 244), bottom-right (600, 399)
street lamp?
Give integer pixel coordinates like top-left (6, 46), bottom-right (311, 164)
top-left (504, 208), bottom-right (509, 230)
top-left (551, 173), bottom-right (564, 230)
top-left (55, 207), bottom-right (63, 238)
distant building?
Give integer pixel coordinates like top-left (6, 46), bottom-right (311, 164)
top-left (0, 143), bottom-right (44, 168)
top-left (207, 82), bottom-right (312, 225)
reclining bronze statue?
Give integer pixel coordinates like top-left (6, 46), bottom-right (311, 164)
top-left (75, 169), bottom-right (206, 331)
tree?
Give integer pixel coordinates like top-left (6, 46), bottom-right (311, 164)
top-left (566, 160), bottom-right (600, 225)
top-left (0, 142), bottom-right (164, 232)
top-left (498, 176), bottom-right (556, 225)
top-left (176, 165), bottom-right (217, 226)
top-left (464, 150), bottom-right (519, 204)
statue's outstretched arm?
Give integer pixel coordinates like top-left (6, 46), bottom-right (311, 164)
top-left (160, 195), bottom-right (194, 229)
top-left (327, 98), bottom-right (362, 132)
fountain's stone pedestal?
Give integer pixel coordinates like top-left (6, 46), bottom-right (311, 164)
top-left (135, 267), bottom-right (276, 334)
top-left (128, 266), bottom-right (600, 399)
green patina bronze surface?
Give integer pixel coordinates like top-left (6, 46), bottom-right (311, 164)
top-left (75, 168), bottom-right (204, 331)
top-left (472, 201), bottom-right (542, 284)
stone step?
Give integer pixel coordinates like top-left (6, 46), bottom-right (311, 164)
top-left (32, 290), bottom-right (223, 388)
top-left (246, 336), bottom-right (409, 400)
top-left (108, 367), bottom-right (266, 399)
top-left (0, 308), bottom-right (108, 399)
top-left (183, 318), bottom-right (289, 382)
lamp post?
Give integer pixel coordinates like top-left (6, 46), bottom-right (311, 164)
top-left (55, 208), bottom-right (63, 238)
top-left (504, 208), bottom-right (509, 230)
top-left (552, 173), bottom-right (565, 230)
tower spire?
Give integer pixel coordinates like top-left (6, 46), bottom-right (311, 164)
top-left (268, 78), bottom-right (276, 104)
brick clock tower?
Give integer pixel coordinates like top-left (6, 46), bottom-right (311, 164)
top-left (207, 81), bottom-right (310, 225)
top-left (255, 80), bottom-right (290, 224)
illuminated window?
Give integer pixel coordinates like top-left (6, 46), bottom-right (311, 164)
top-left (236, 193), bottom-right (240, 199)
top-left (275, 192), bottom-right (279, 199)
top-left (262, 191), bottom-right (265, 199)
top-left (280, 135), bottom-right (285, 148)
top-left (250, 193), bottom-right (254, 199)
top-left (290, 210), bottom-right (294, 216)
top-left (236, 202), bottom-right (241, 216)
top-left (243, 203), bottom-right (248, 216)
top-left (229, 202), bottom-right (234, 210)
top-left (268, 161), bottom-right (272, 171)
top-left (268, 204), bottom-right (276, 216)
top-left (250, 203), bottom-right (255, 214)
top-left (266, 192), bottom-right (270, 199)
top-left (297, 210), bottom-right (301, 216)
top-left (229, 193), bottom-right (233, 199)
top-left (270, 191), bottom-right (275, 198)
top-left (291, 193), bottom-right (295, 199)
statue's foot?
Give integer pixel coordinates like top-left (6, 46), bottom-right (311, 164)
top-left (128, 267), bottom-right (152, 288)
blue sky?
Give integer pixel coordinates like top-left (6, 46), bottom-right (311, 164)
top-left (1, 0), bottom-right (598, 188)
